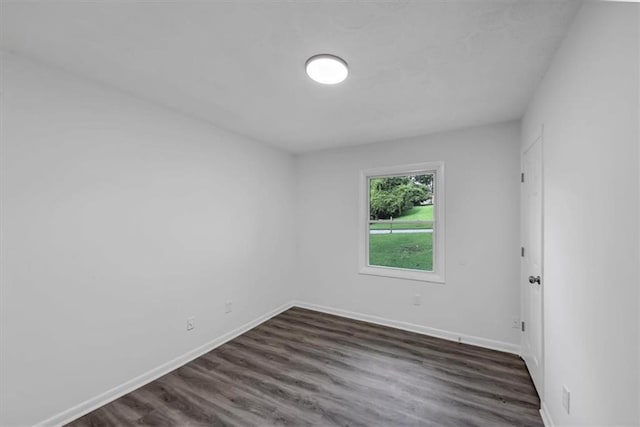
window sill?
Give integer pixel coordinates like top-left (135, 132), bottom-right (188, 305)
top-left (359, 265), bottom-right (445, 284)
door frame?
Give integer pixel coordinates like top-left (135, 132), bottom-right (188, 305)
top-left (521, 126), bottom-right (545, 400)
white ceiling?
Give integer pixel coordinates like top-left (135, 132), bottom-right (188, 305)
top-left (1, 0), bottom-right (580, 153)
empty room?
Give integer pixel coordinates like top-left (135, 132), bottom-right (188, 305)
top-left (1, 0), bottom-right (639, 426)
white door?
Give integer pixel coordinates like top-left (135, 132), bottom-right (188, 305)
top-left (522, 136), bottom-right (543, 397)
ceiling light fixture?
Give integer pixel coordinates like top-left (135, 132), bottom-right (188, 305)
top-left (305, 54), bottom-right (349, 85)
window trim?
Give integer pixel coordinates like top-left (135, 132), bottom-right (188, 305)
top-left (358, 161), bottom-right (445, 283)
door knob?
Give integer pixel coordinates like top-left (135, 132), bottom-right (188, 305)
top-left (528, 275), bottom-right (541, 285)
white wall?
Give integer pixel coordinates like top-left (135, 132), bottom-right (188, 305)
top-left (0, 52), bottom-right (296, 426)
top-left (294, 122), bottom-right (522, 350)
top-left (522, 2), bottom-right (640, 425)
top-left (3, 3), bottom-right (638, 426)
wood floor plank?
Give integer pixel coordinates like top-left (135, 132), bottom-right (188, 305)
top-left (67, 307), bottom-right (542, 426)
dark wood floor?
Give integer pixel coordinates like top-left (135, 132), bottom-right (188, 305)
top-left (68, 307), bottom-right (542, 426)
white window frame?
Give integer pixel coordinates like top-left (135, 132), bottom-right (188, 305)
top-left (359, 161), bottom-right (445, 283)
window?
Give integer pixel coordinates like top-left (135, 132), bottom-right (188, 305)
top-left (359, 162), bottom-right (445, 283)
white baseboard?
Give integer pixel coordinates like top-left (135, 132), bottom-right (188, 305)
top-left (540, 401), bottom-right (555, 427)
top-left (292, 301), bottom-right (521, 355)
top-left (36, 301), bottom-right (295, 427)
top-left (38, 300), bottom-right (520, 426)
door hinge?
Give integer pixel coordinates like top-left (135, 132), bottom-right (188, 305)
top-left (521, 247), bottom-right (525, 257)
top-left (521, 321), bottom-right (525, 332)
top-left (521, 172), bottom-right (525, 183)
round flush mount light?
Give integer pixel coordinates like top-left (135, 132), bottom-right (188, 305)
top-left (305, 54), bottom-right (349, 85)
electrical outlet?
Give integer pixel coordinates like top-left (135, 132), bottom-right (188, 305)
top-left (413, 294), bottom-right (421, 306)
top-left (225, 300), bottom-right (233, 314)
top-left (562, 385), bottom-right (570, 414)
top-left (186, 316), bottom-right (195, 331)
top-left (511, 317), bottom-right (520, 329)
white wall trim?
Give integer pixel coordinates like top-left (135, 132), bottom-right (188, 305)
top-left (293, 301), bottom-right (521, 355)
top-left (38, 300), bottom-right (521, 426)
top-left (540, 401), bottom-right (555, 427)
top-left (36, 302), bottom-right (295, 427)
